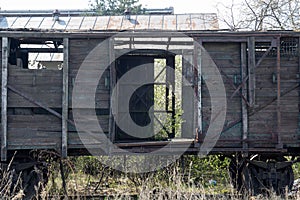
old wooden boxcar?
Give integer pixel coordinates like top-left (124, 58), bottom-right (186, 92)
top-left (0, 11), bottom-right (300, 195)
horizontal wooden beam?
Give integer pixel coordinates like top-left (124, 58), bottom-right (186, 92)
top-left (20, 48), bottom-right (63, 53)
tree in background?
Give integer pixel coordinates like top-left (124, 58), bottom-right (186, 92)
top-left (89, 0), bottom-right (143, 15)
top-left (217, 0), bottom-right (300, 31)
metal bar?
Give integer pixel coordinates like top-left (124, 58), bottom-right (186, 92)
top-left (62, 38), bottom-right (69, 158)
top-left (276, 36), bottom-right (282, 148)
top-left (248, 37), bottom-right (256, 106)
top-left (0, 9), bottom-right (97, 17)
top-left (1, 37), bottom-right (8, 161)
top-left (153, 115), bottom-right (169, 134)
top-left (154, 66), bottom-right (166, 82)
top-left (241, 43), bottom-right (248, 154)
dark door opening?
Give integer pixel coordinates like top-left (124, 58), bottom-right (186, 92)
top-left (114, 54), bottom-right (176, 142)
top-left (115, 56), bottom-right (154, 141)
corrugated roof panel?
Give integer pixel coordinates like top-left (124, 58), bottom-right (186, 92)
top-left (148, 15), bottom-right (163, 30)
top-left (52, 53), bottom-right (63, 61)
top-left (190, 14), bottom-right (205, 30)
top-left (80, 16), bottom-right (97, 30)
top-left (107, 16), bottom-right (123, 30)
top-left (25, 17), bottom-right (44, 29)
top-left (0, 17), bottom-right (17, 28)
top-left (30, 52), bottom-right (63, 61)
top-left (121, 15), bottom-right (137, 30)
top-left (0, 14), bottom-right (219, 31)
top-left (204, 14), bottom-right (219, 29)
top-left (37, 53), bottom-right (52, 61)
top-left (66, 16), bottom-right (84, 30)
top-left (52, 17), bottom-right (70, 30)
top-left (39, 17), bottom-right (56, 29)
top-left (135, 15), bottom-right (150, 30)
top-left (11, 17), bottom-right (31, 29)
top-left (176, 15), bottom-right (191, 31)
top-left (93, 16), bottom-right (110, 30)
top-left (163, 15), bottom-right (176, 30)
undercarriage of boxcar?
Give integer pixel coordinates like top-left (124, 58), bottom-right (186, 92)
top-left (1, 25), bottom-right (300, 196)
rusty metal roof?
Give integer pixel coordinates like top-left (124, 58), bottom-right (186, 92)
top-left (0, 14), bottom-right (219, 31)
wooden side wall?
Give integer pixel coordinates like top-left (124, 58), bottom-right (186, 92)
top-left (6, 38), bottom-right (111, 150)
top-left (249, 44), bottom-right (299, 147)
top-left (3, 35), bottom-right (300, 155)
top-left (202, 39), bottom-right (300, 149)
top-left (202, 42), bottom-right (242, 147)
top-left (68, 38), bottom-right (110, 148)
top-left (7, 65), bottom-right (63, 149)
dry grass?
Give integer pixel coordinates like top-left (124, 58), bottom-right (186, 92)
top-left (1, 157), bottom-right (300, 200)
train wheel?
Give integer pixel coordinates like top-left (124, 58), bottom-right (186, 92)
top-left (240, 155), bottom-right (294, 196)
top-left (21, 164), bottom-right (49, 200)
top-left (0, 162), bottom-right (48, 200)
top-left (229, 157), bottom-right (244, 191)
top-left (240, 160), bottom-right (261, 195)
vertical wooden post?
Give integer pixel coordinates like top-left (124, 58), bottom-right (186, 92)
top-left (194, 39), bottom-right (202, 141)
top-left (241, 43), bottom-right (248, 154)
top-left (298, 37), bottom-right (300, 135)
top-left (62, 38), bottom-right (69, 158)
top-left (247, 37), bottom-right (255, 107)
top-left (181, 50), bottom-right (194, 139)
top-left (108, 38), bottom-right (116, 147)
top-left (1, 37), bottom-right (8, 161)
top-left (166, 55), bottom-right (175, 138)
top-left (276, 36), bottom-right (282, 148)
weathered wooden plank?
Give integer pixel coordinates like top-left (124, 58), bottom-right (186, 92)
top-left (7, 129), bottom-right (61, 146)
top-left (195, 39), bottom-right (202, 140)
top-left (181, 51), bottom-right (195, 138)
top-left (62, 38), bottom-right (69, 158)
top-left (9, 66), bottom-right (63, 77)
top-left (201, 42), bottom-right (243, 140)
top-left (1, 37), bottom-right (8, 161)
top-left (8, 91), bottom-right (62, 107)
top-left (241, 43), bottom-right (248, 153)
top-left (276, 37), bottom-right (283, 148)
top-left (108, 38), bottom-right (116, 144)
top-left (8, 115), bottom-right (62, 131)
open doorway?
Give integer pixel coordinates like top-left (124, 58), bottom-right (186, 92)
top-left (114, 52), bottom-right (178, 142)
